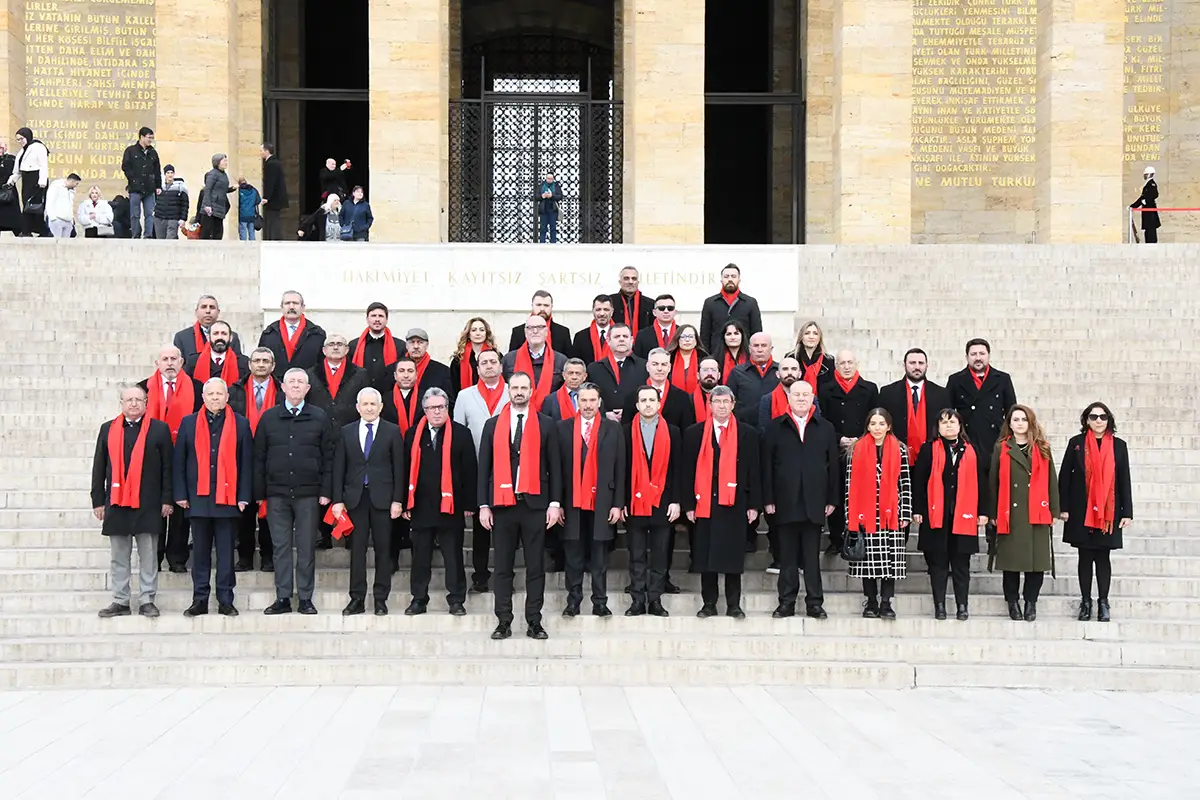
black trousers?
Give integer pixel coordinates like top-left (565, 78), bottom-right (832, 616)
top-left (777, 521), bottom-right (824, 609)
top-left (471, 523), bottom-right (491, 585)
top-left (348, 498), bottom-right (392, 602)
top-left (863, 578), bottom-right (895, 602)
top-left (190, 517), bottom-right (238, 605)
top-left (1077, 547), bottom-right (1113, 600)
top-left (565, 514), bottom-right (609, 606)
top-left (411, 523), bottom-right (466, 605)
top-left (238, 503), bottom-right (272, 562)
top-left (626, 518), bottom-right (670, 604)
top-left (159, 505), bottom-right (190, 568)
top-left (1144, 226), bottom-right (1158, 243)
top-left (492, 501), bottom-right (546, 625)
top-left (545, 526), bottom-right (566, 570)
top-left (701, 572), bottom-right (742, 608)
top-left (927, 552), bottom-right (971, 606)
top-left (199, 215), bottom-right (224, 240)
top-left (263, 208), bottom-right (283, 240)
top-left (1003, 570), bottom-right (1045, 603)
top-left (388, 516), bottom-right (412, 565)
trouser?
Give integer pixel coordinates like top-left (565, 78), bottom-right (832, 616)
top-left (764, 513), bottom-right (780, 563)
top-left (927, 551), bottom-right (971, 607)
top-left (159, 505), bottom-right (190, 568)
top-left (1002, 570), bottom-right (1045, 604)
top-left (1144, 226), bottom-right (1158, 244)
top-left (471, 522), bottom-right (491, 585)
top-left (348, 498), bottom-right (392, 602)
top-left (48, 219), bottom-right (73, 238)
top-left (1077, 547), bottom-right (1113, 600)
top-left (238, 221), bottom-right (257, 240)
top-left (353, 231), bottom-right (369, 241)
top-left (199, 215), bottom-right (224, 240)
top-left (411, 524), bottom-right (466, 605)
top-left (388, 516), bottom-right (412, 564)
top-left (626, 518), bottom-right (670, 605)
top-left (190, 517), bottom-right (237, 606)
top-left (565, 516), bottom-right (609, 606)
top-left (266, 496), bottom-right (320, 601)
top-left (152, 217), bottom-right (180, 239)
top-left (863, 578), bottom-right (895, 602)
top-left (263, 208), bottom-right (283, 240)
top-left (777, 521), bottom-right (824, 609)
top-left (538, 212), bottom-right (558, 243)
top-left (492, 501), bottom-right (546, 625)
top-left (827, 453), bottom-right (849, 549)
top-left (701, 573), bottom-right (742, 608)
top-left (238, 503), bottom-right (272, 562)
top-left (20, 211), bottom-right (47, 237)
top-left (129, 191), bottom-right (156, 238)
top-left (110, 533), bottom-right (158, 606)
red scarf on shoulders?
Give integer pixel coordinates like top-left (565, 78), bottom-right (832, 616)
top-left (722, 349), bottom-right (746, 379)
top-left (192, 322), bottom-right (207, 354)
top-left (671, 351), bottom-right (697, 393)
top-left (693, 415), bottom-right (738, 519)
top-left (245, 378), bottom-right (276, 434)
top-left (753, 358), bottom-right (774, 379)
top-left (324, 360), bottom-right (346, 399)
top-left (279, 315), bottom-right (307, 362)
top-left (621, 293), bottom-right (643, 336)
top-left (590, 322), bottom-right (610, 361)
top-left (847, 435), bottom-right (902, 533)
top-left (928, 439), bottom-right (978, 535)
top-left (459, 345), bottom-right (490, 390)
top-left (835, 370), bottom-right (860, 395)
top-left (513, 341), bottom-right (555, 411)
top-left (192, 347), bottom-right (239, 385)
top-left (1084, 433), bottom-right (1117, 533)
top-left (555, 384), bottom-right (579, 421)
top-left (996, 440), bottom-right (1053, 534)
top-left (392, 385), bottom-right (418, 435)
top-left (491, 405), bottom-right (541, 505)
top-left (801, 350), bottom-right (823, 390)
top-left (106, 416), bottom-right (150, 508)
top-left (194, 409), bottom-right (238, 506)
top-left (907, 383), bottom-right (927, 454)
top-left (607, 352), bottom-right (626, 385)
top-left (146, 371), bottom-right (194, 442)
top-left (352, 328), bottom-right (398, 368)
top-left (769, 384), bottom-right (789, 419)
top-left (692, 387), bottom-right (710, 424)
top-left (654, 321), bottom-right (678, 349)
top-left (721, 288), bottom-right (740, 307)
top-left (572, 414), bottom-right (600, 511)
top-left (477, 378), bottom-right (506, 415)
top-left (407, 418), bottom-right (455, 514)
top-left (630, 416), bottom-right (670, 516)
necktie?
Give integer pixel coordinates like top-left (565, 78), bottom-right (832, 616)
top-left (599, 329), bottom-right (606, 348)
top-left (582, 419), bottom-right (591, 442)
top-left (290, 407), bottom-right (299, 417)
top-left (255, 384), bottom-right (264, 408)
top-left (363, 422), bottom-right (374, 484)
top-left (288, 324), bottom-right (297, 337)
top-left (570, 391), bottom-right (578, 410)
top-left (512, 413), bottom-right (525, 485)
top-left (165, 380), bottom-right (175, 405)
top-left (715, 424), bottom-right (722, 445)
top-left (911, 384), bottom-right (920, 411)
top-left (513, 413), bottom-right (525, 451)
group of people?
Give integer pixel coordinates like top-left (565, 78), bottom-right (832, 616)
top-left (90, 265), bottom-right (1133, 637)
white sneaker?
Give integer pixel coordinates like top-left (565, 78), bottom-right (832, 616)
top-left (765, 564), bottom-right (780, 575)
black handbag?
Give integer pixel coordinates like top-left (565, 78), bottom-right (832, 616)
top-left (23, 198), bottom-right (44, 216)
top-left (840, 529), bottom-right (867, 562)
top-left (253, 212), bottom-right (264, 231)
top-left (0, 183), bottom-right (16, 206)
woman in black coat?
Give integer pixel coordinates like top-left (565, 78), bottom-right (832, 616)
top-left (0, 143), bottom-right (20, 234)
top-left (785, 320), bottom-right (835, 390)
top-left (912, 409), bottom-right (987, 621)
top-left (1058, 401), bottom-right (1133, 622)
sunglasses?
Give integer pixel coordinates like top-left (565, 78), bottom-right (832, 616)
top-left (656, 305), bottom-right (674, 311)
top-left (1088, 413), bottom-right (1109, 421)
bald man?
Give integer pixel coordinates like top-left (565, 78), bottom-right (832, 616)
top-left (817, 349), bottom-right (879, 554)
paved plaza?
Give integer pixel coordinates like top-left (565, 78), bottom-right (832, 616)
top-left (0, 685), bottom-right (1193, 799)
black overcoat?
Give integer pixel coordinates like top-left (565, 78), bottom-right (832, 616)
top-left (404, 420), bottom-right (478, 529)
top-left (912, 438), bottom-right (985, 560)
top-left (557, 417), bottom-right (625, 542)
top-left (258, 318), bottom-right (327, 378)
top-left (945, 366), bottom-right (1017, 464)
top-left (90, 417), bottom-right (174, 536)
top-left (172, 409), bottom-right (254, 518)
top-left (306, 361), bottom-right (369, 430)
top-left (683, 420), bottom-right (760, 574)
top-left (586, 354), bottom-right (648, 415)
top-left (1058, 433), bottom-right (1133, 550)
top-left (760, 414), bottom-right (840, 525)
top-left (817, 377), bottom-right (880, 440)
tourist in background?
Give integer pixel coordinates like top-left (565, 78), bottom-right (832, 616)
top-left (699, 264), bottom-right (762, 355)
top-left (45, 173), bottom-right (80, 238)
top-left (342, 185), bottom-right (373, 241)
top-left (77, 185), bottom-right (115, 238)
top-left (121, 126), bottom-right (162, 238)
top-left (236, 177), bottom-right (261, 241)
top-left (0, 138), bottom-right (20, 236)
top-left (1059, 402), bottom-right (1132, 622)
top-left (260, 143), bottom-right (289, 241)
top-left (298, 194), bottom-right (343, 241)
top-left (1130, 165), bottom-right (1161, 243)
top-left (201, 154), bottom-right (234, 240)
top-left (537, 171), bottom-right (563, 243)
top-left (153, 165), bottom-right (189, 240)
top-left (8, 127), bottom-right (50, 237)
top-left (319, 157), bottom-right (351, 200)
top-left (988, 404), bottom-right (1060, 622)
top-left (449, 316), bottom-right (498, 395)
top-left (786, 321), bottom-right (834, 390)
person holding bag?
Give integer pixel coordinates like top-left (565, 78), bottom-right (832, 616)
top-left (77, 185), bottom-right (116, 238)
top-left (7, 127), bottom-right (50, 236)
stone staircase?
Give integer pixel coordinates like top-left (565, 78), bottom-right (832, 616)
top-left (1, 241), bottom-right (1199, 690)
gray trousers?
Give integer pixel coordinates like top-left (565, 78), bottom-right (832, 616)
top-left (153, 218), bottom-right (180, 239)
top-left (266, 496), bottom-right (320, 601)
top-left (110, 533), bottom-right (158, 605)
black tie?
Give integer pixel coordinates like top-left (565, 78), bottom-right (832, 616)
top-left (290, 407), bottom-right (299, 417)
top-left (512, 413), bottom-right (525, 479)
top-left (599, 329), bottom-right (606, 349)
top-left (911, 384), bottom-right (920, 412)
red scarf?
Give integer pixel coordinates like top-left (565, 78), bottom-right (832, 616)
top-left (192, 322), bottom-right (207, 354)
top-left (491, 405), bottom-right (541, 505)
top-left (412, 352), bottom-right (432, 389)
top-left (323, 360), bottom-right (346, 399)
top-left (692, 387), bottom-right (710, 423)
top-left (671, 351), bottom-right (697, 393)
top-left (834, 370), bottom-right (860, 395)
top-left (654, 321), bottom-right (678, 349)
top-left (146, 371), bottom-right (194, 442)
top-left (589, 322), bottom-right (610, 361)
top-left (769, 384), bottom-right (790, 419)
top-left (1084, 433), bottom-right (1117, 533)
top-left (352, 328), bottom-right (398, 368)
top-left (971, 366), bottom-right (990, 391)
top-left (246, 378), bottom-right (276, 434)
top-left (630, 416), bottom-right (670, 516)
top-left (753, 358), bottom-right (774, 379)
top-left (996, 440), bottom-right (1053, 534)
top-left (477, 378), bottom-right (506, 415)
top-left (194, 409), bottom-right (238, 506)
top-left (607, 352), bottom-right (626, 385)
top-left (847, 436), bottom-right (902, 533)
top-left (572, 414), bottom-right (601, 510)
top-left (192, 347), bottom-right (239, 385)
top-left (646, 379), bottom-right (670, 404)
top-left (693, 415), bottom-right (738, 518)
top-left (621, 293), bottom-right (642, 336)
top-left (459, 345), bottom-right (490, 390)
top-left (722, 349), bottom-right (746, 378)
top-left (513, 341), bottom-right (555, 411)
top-left (721, 288), bottom-right (740, 307)
top-left (392, 385), bottom-right (418, 435)
top-left (324, 505), bottom-right (353, 539)
top-left (928, 439), bottom-right (978, 535)
top-left (279, 315), bottom-right (307, 362)
top-left (801, 350), bottom-right (823, 390)
top-left (106, 415), bottom-right (150, 508)
top-left (555, 384), bottom-right (579, 421)
top-left (906, 383), bottom-right (927, 454)
top-left (407, 418), bottom-right (455, 514)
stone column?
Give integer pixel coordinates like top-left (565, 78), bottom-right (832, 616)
top-left (1034, 0), bottom-right (1124, 243)
top-left (621, 0), bottom-right (705, 244)
top-left (369, 0), bottom-right (449, 242)
top-left (0, 0), bottom-right (25, 138)
top-left (804, 0), bottom-right (834, 243)
top-left (830, 0), bottom-right (911, 243)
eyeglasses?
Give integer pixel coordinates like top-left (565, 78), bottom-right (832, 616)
top-left (679, 332), bottom-right (696, 339)
top-left (1087, 413), bottom-right (1109, 421)
top-left (425, 404), bottom-right (448, 412)
top-left (656, 305), bottom-right (674, 312)
top-left (525, 325), bottom-right (547, 331)
top-left (325, 342), bottom-right (348, 348)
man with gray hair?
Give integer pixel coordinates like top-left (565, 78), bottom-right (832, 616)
top-left (254, 367), bottom-right (336, 615)
top-left (173, 295), bottom-right (243, 363)
top-left (258, 290), bottom-right (327, 379)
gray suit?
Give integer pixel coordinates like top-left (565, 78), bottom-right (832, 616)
top-left (453, 384), bottom-right (510, 453)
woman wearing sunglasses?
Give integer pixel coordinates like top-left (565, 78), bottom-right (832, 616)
top-left (1058, 402), bottom-right (1133, 622)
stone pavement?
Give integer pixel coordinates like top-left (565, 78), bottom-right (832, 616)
top-left (0, 685), bottom-right (1194, 799)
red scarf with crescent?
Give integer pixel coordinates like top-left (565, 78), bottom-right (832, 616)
top-left (671, 351), bottom-right (697, 393)
top-left (769, 384), bottom-right (789, 419)
top-left (323, 360), bottom-right (346, 399)
top-left (835, 370), bottom-right (860, 395)
top-left (477, 378), bottom-right (506, 415)
top-left (589, 322), bottom-right (610, 361)
top-left (555, 384), bottom-right (579, 421)
top-left (572, 414), bottom-right (601, 511)
top-left (997, 440), bottom-right (1053, 534)
top-left (106, 415), bottom-right (150, 508)
top-left (630, 416), bottom-right (670, 516)
top-left (490, 405), bottom-right (541, 505)
top-left (191, 348), bottom-right (239, 385)
top-left (392, 385), bottom-right (418, 435)
top-left (1084, 433), bottom-right (1117, 533)
top-left (194, 409), bottom-right (238, 506)
top-left (693, 415), bottom-right (738, 519)
top-left (146, 371), bottom-right (194, 442)
top-left (246, 378), bottom-right (276, 434)
top-left (513, 342), bottom-right (555, 411)
top-left (352, 328), bottom-right (398, 368)
top-left (407, 418), bottom-right (455, 514)
top-left (928, 439), bottom-right (978, 535)
top-left (279, 315), bottom-right (307, 362)
top-left (907, 383), bottom-right (927, 454)
top-left (848, 435), bottom-right (902, 533)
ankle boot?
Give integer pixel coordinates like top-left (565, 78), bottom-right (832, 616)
top-left (933, 601), bottom-right (947, 621)
top-left (1097, 599), bottom-right (1111, 622)
top-left (1023, 600), bottom-right (1037, 622)
top-left (1077, 599), bottom-right (1092, 621)
top-left (955, 604), bottom-right (969, 621)
top-left (1007, 601), bottom-right (1022, 621)
top-left (862, 598), bottom-right (880, 619)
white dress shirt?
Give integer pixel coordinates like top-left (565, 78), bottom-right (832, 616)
top-left (359, 418), bottom-right (378, 452)
top-left (791, 413), bottom-right (808, 441)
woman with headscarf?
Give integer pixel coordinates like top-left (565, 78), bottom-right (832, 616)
top-left (200, 153), bottom-right (234, 240)
top-left (6, 127), bottom-right (50, 236)
top-left (297, 194), bottom-right (344, 242)
top-left (0, 137), bottom-right (21, 235)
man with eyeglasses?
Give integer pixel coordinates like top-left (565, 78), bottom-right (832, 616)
top-left (306, 334), bottom-right (370, 431)
top-left (634, 294), bottom-right (680, 358)
top-left (502, 315), bottom-right (568, 411)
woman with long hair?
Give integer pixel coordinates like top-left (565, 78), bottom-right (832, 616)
top-left (666, 323), bottom-right (706, 393)
top-left (912, 409), bottom-right (987, 621)
top-left (1058, 402), bottom-right (1132, 622)
top-left (988, 404), bottom-right (1060, 622)
top-left (76, 185), bottom-right (115, 238)
top-left (449, 316), bottom-right (498, 394)
top-left (845, 408), bottom-right (912, 619)
top-left (786, 320), bottom-right (834, 390)
top-left (713, 320), bottom-right (749, 381)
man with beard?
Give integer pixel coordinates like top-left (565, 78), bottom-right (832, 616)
top-left (879, 348), bottom-right (950, 457)
top-left (699, 264), bottom-right (762, 355)
top-left (818, 350), bottom-right (880, 554)
top-left (633, 294), bottom-right (679, 358)
top-left (306, 334), bottom-right (369, 431)
top-left (173, 294), bottom-right (243, 363)
top-left (757, 355), bottom-right (802, 427)
top-left (945, 338), bottom-right (1017, 462)
top-left (258, 290), bottom-right (327, 379)
top-left (502, 315), bottom-right (567, 412)
top-left (541, 358), bottom-right (587, 422)
top-left (507, 290), bottom-right (572, 353)
top-left (608, 266), bottom-right (655, 337)
top-left (230, 347), bottom-right (284, 572)
top-left (586, 323), bottom-right (647, 421)
top-left (346, 302), bottom-right (407, 392)
top-left (691, 357), bottom-right (721, 424)
top-left (621, 348), bottom-right (695, 433)
top-left (571, 295), bottom-right (615, 364)
top-left (185, 320), bottom-right (248, 386)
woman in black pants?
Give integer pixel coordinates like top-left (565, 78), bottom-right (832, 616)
top-left (1058, 402), bottom-right (1133, 622)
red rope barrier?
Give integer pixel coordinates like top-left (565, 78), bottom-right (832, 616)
top-left (1131, 207), bottom-right (1200, 212)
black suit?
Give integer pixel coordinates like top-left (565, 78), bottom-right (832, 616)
top-left (945, 367), bottom-right (1018, 467)
top-left (183, 351), bottom-right (249, 384)
top-left (818, 376), bottom-right (880, 548)
top-left (609, 290), bottom-right (655, 336)
top-left (478, 411), bottom-right (562, 625)
top-left (699, 292), bottom-right (763, 356)
top-left (557, 417), bottom-right (625, 607)
top-left (306, 361), bottom-right (369, 431)
top-left (333, 418), bottom-right (405, 603)
top-left (586, 354), bottom-right (648, 416)
top-left (508, 320), bottom-right (572, 354)
top-left (173, 325), bottom-right (245, 363)
top-left (632, 325), bottom-right (677, 359)
top-left (570, 324), bottom-right (612, 364)
top-left (346, 333), bottom-right (407, 394)
top-left (136, 375), bottom-right (202, 569)
top-left (258, 317), bottom-right (327, 379)
top-left (229, 374), bottom-right (283, 566)
top-left (879, 378), bottom-right (950, 452)
top-left (623, 420), bottom-right (683, 606)
top-left (90, 417), bottom-right (174, 537)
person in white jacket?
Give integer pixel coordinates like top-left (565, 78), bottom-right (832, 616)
top-left (77, 184), bottom-right (115, 237)
top-left (6, 127), bottom-right (51, 236)
top-left (45, 173), bottom-right (80, 238)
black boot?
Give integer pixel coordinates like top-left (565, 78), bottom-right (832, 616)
top-left (933, 601), bottom-right (947, 621)
top-left (1077, 598), bottom-right (1092, 621)
top-left (1097, 599), bottom-right (1111, 622)
top-left (955, 604), bottom-right (969, 621)
top-left (1007, 601), bottom-right (1022, 621)
top-left (1023, 600), bottom-right (1037, 622)
top-left (862, 598), bottom-right (880, 619)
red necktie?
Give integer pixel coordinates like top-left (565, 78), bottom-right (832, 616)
top-left (166, 380), bottom-right (175, 406)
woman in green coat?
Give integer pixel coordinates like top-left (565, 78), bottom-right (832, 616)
top-left (988, 404), bottom-right (1060, 622)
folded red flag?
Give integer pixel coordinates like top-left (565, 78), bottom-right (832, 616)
top-left (257, 501), bottom-right (267, 519)
top-left (324, 506), bottom-right (354, 539)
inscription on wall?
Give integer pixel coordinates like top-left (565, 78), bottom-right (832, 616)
top-left (1123, 0), bottom-right (1169, 230)
top-left (911, 0), bottom-right (1038, 243)
top-left (24, 0), bottom-right (156, 195)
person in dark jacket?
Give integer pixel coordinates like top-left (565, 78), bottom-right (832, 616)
top-left (726, 333), bottom-right (779, 426)
top-left (184, 320), bottom-right (248, 385)
top-left (121, 126), bottom-right (162, 238)
top-left (305, 334), bottom-right (369, 430)
top-left (236, 178), bottom-right (261, 241)
top-left (878, 348), bottom-right (951, 457)
top-left (0, 139), bottom-right (21, 235)
top-left (152, 166), bottom-right (189, 239)
top-left (90, 385), bottom-right (174, 618)
top-left (537, 171), bottom-right (563, 243)
top-left (786, 321), bottom-right (835, 391)
top-left (699, 264), bottom-right (763, 356)
top-left (1058, 402), bottom-right (1133, 623)
top-left (945, 338), bottom-right (1018, 471)
top-left (230, 348), bottom-right (285, 572)
top-left (253, 368), bottom-right (336, 615)
top-left (818, 350), bottom-right (880, 554)
top-left (260, 143), bottom-right (289, 241)
top-left (258, 290), bottom-right (327, 379)
top-left (173, 378), bottom-right (254, 617)
top-left (319, 157), bottom-right (351, 200)
top-left (201, 153), bottom-right (235, 240)
top-left (341, 185), bottom-right (373, 241)
top-left (585, 324), bottom-right (647, 421)
top-left (506, 290), bottom-right (573, 353)
top-left (173, 295), bottom-right (243, 364)
top-left (1130, 165), bottom-right (1161, 243)
top-left (609, 267), bottom-right (655, 338)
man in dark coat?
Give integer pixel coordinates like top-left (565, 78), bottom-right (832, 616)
top-left (623, 385), bottom-right (683, 617)
top-left (401, 327), bottom-right (454, 411)
top-left (945, 338), bottom-right (1018, 465)
top-left (1130, 164), bottom-right (1161, 243)
top-left (477, 372), bottom-right (563, 640)
top-left (683, 386), bottom-right (760, 619)
top-left (818, 349), bottom-right (880, 554)
top-left (502, 315), bottom-right (568, 411)
top-left (402, 387), bottom-right (478, 616)
top-left (260, 142), bottom-right (289, 241)
top-left (570, 294), bottom-right (615, 364)
top-left (699, 264), bottom-right (763, 355)
top-left (230, 347), bottom-right (284, 572)
top-left (619, 348), bottom-right (696, 434)
top-left (345, 302), bottom-right (407, 393)
top-left (556, 383), bottom-right (625, 617)
top-left (331, 386), bottom-right (406, 616)
top-left (91, 385), bottom-right (173, 618)
top-left (761, 381), bottom-right (840, 619)
top-left (609, 266), bottom-right (655, 337)
top-left (185, 320), bottom-right (248, 386)
top-left (173, 378), bottom-right (253, 617)
top-left (585, 323), bottom-right (647, 422)
top-left (506, 290), bottom-right (572, 353)
top-left (258, 290), bottom-right (327, 379)
top-left (173, 295), bottom-right (244, 363)
top-left (878, 348), bottom-right (951, 456)
top-left (541, 358), bottom-right (587, 422)
top-left (306, 334), bottom-right (369, 431)
top-left (727, 332), bottom-right (778, 425)
top-left (632, 294), bottom-right (679, 358)
top-left (121, 126), bottom-right (161, 238)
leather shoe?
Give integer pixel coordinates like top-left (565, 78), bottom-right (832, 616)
top-left (260, 560), bottom-right (274, 573)
top-left (1007, 601), bottom-right (1022, 621)
top-left (448, 602), bottom-right (466, 616)
top-left (218, 603), bottom-right (239, 616)
top-left (862, 599), bottom-right (880, 619)
top-left (234, 559), bottom-right (252, 573)
top-left (169, 564), bottom-right (187, 574)
top-left (772, 604), bottom-right (795, 619)
top-left (98, 602), bottom-right (131, 618)
top-left (264, 599), bottom-right (292, 615)
top-left (343, 599), bottom-right (366, 616)
top-left (404, 601), bottom-right (427, 616)
top-left (1023, 601), bottom-right (1037, 622)
top-left (298, 599), bottom-right (317, 615)
top-left (1077, 599), bottom-right (1092, 621)
top-left (625, 603), bottom-right (646, 617)
top-left (956, 604), bottom-right (969, 621)
top-left (696, 604), bottom-right (717, 618)
top-left (139, 603), bottom-right (160, 618)
top-left (491, 622), bottom-right (512, 639)
top-left (934, 602), bottom-right (947, 621)
top-left (806, 605), bottom-right (828, 620)
top-left (562, 603), bottom-right (580, 618)
top-left (374, 601), bottom-right (389, 616)
top-left (648, 600), bottom-right (669, 617)
top-left (183, 601), bottom-right (208, 617)
top-left (592, 603), bottom-right (612, 617)
top-left (526, 622), bottom-right (549, 640)
top-left (663, 581), bottom-right (681, 595)
top-left (880, 601), bottom-right (896, 620)
top-left (824, 542), bottom-right (841, 556)
top-left (727, 606), bottom-right (746, 620)
top-left (1097, 599), bottom-right (1111, 623)
top-left (469, 581), bottom-right (489, 594)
